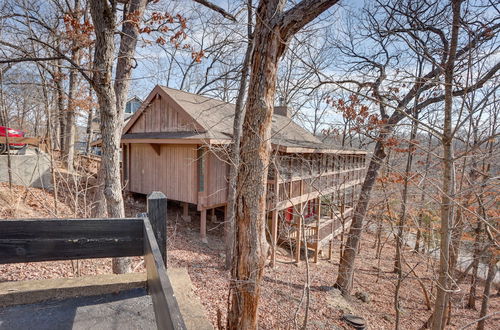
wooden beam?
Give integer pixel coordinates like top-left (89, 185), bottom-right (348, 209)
top-left (147, 191), bottom-right (167, 266)
top-left (127, 143), bottom-right (131, 190)
top-left (274, 145), bottom-right (368, 155)
top-left (96, 138), bottom-right (224, 146)
top-left (151, 143), bottom-right (161, 156)
top-left (182, 202), bottom-right (191, 222)
top-left (0, 219), bottom-right (144, 264)
top-left (143, 217), bottom-right (187, 330)
top-left (203, 201), bottom-right (227, 209)
top-left (200, 209), bottom-right (207, 244)
top-left (275, 179), bottom-right (363, 210)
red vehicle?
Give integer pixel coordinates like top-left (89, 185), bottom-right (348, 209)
top-left (0, 126), bottom-right (26, 154)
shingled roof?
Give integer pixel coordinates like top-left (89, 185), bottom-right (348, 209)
top-left (123, 86), bottom-right (366, 154)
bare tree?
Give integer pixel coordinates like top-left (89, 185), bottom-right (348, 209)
top-left (228, 1), bottom-right (340, 328)
top-left (325, 0), bottom-right (500, 296)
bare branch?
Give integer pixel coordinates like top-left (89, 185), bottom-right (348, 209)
top-left (0, 56), bottom-right (64, 64)
top-left (192, 0), bottom-right (237, 22)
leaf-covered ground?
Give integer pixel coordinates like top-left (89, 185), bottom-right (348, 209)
top-left (0, 185), bottom-right (497, 329)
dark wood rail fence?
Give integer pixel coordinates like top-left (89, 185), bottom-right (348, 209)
top-left (0, 191), bottom-right (186, 330)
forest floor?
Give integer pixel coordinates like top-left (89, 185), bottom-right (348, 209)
top-left (0, 184), bottom-right (498, 329)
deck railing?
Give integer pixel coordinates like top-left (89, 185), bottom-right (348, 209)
top-left (267, 168), bottom-right (365, 211)
top-left (0, 191), bottom-right (185, 330)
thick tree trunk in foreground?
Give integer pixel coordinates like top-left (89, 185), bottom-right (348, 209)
top-left (394, 110), bottom-right (418, 273)
top-left (89, 0), bottom-right (128, 273)
top-left (228, 7), bottom-right (280, 328)
top-left (112, 0), bottom-right (148, 273)
top-left (228, 1), bottom-right (340, 328)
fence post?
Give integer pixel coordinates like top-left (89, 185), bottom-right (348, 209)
top-left (147, 191), bottom-right (167, 266)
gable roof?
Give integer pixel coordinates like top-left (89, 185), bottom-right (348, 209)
top-left (123, 85), bottom-right (366, 154)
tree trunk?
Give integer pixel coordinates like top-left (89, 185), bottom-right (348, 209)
top-left (56, 59), bottom-right (65, 151)
top-left (114, 0), bottom-right (148, 123)
top-left (64, 0), bottom-right (83, 170)
top-left (91, 165), bottom-right (107, 217)
top-left (228, 1), bottom-right (340, 327)
top-left (431, 1), bottom-right (461, 328)
top-left (394, 109), bottom-right (418, 273)
top-left (228, 9), bottom-right (280, 328)
top-left (86, 105), bottom-right (94, 155)
top-left (414, 132), bottom-right (432, 252)
top-left (468, 221), bottom-right (483, 309)
top-left (64, 49), bottom-right (80, 171)
top-left (89, 0), bottom-right (128, 273)
top-left (334, 140), bottom-right (387, 294)
top-left (225, 0), bottom-right (253, 270)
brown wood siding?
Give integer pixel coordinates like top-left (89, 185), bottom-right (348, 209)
top-left (206, 150), bottom-right (228, 207)
top-left (129, 143), bottom-right (198, 204)
top-left (129, 95), bottom-right (192, 133)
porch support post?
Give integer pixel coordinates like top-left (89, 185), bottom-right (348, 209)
top-left (147, 191), bottom-right (168, 266)
top-left (314, 197), bottom-right (321, 263)
top-left (295, 203), bottom-right (302, 264)
top-left (210, 207), bottom-right (217, 223)
top-left (182, 202), bottom-right (191, 223)
top-left (200, 209), bottom-right (207, 244)
top-left (271, 179), bottom-right (280, 268)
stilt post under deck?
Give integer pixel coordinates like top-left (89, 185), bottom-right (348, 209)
top-left (200, 209), bottom-right (208, 244)
top-left (182, 202), bottom-right (191, 222)
top-left (314, 197), bottom-right (321, 263)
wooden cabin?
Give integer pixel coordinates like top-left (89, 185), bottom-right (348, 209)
top-left (121, 85), bottom-right (368, 264)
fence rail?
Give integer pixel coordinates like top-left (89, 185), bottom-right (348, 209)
top-left (0, 191), bottom-right (185, 330)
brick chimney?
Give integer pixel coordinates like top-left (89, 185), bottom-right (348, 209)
top-left (274, 97), bottom-right (290, 117)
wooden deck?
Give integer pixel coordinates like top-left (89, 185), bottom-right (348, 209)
top-left (271, 201), bottom-right (354, 265)
top-left (0, 288), bottom-right (156, 330)
top-left (0, 192), bottom-right (187, 330)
